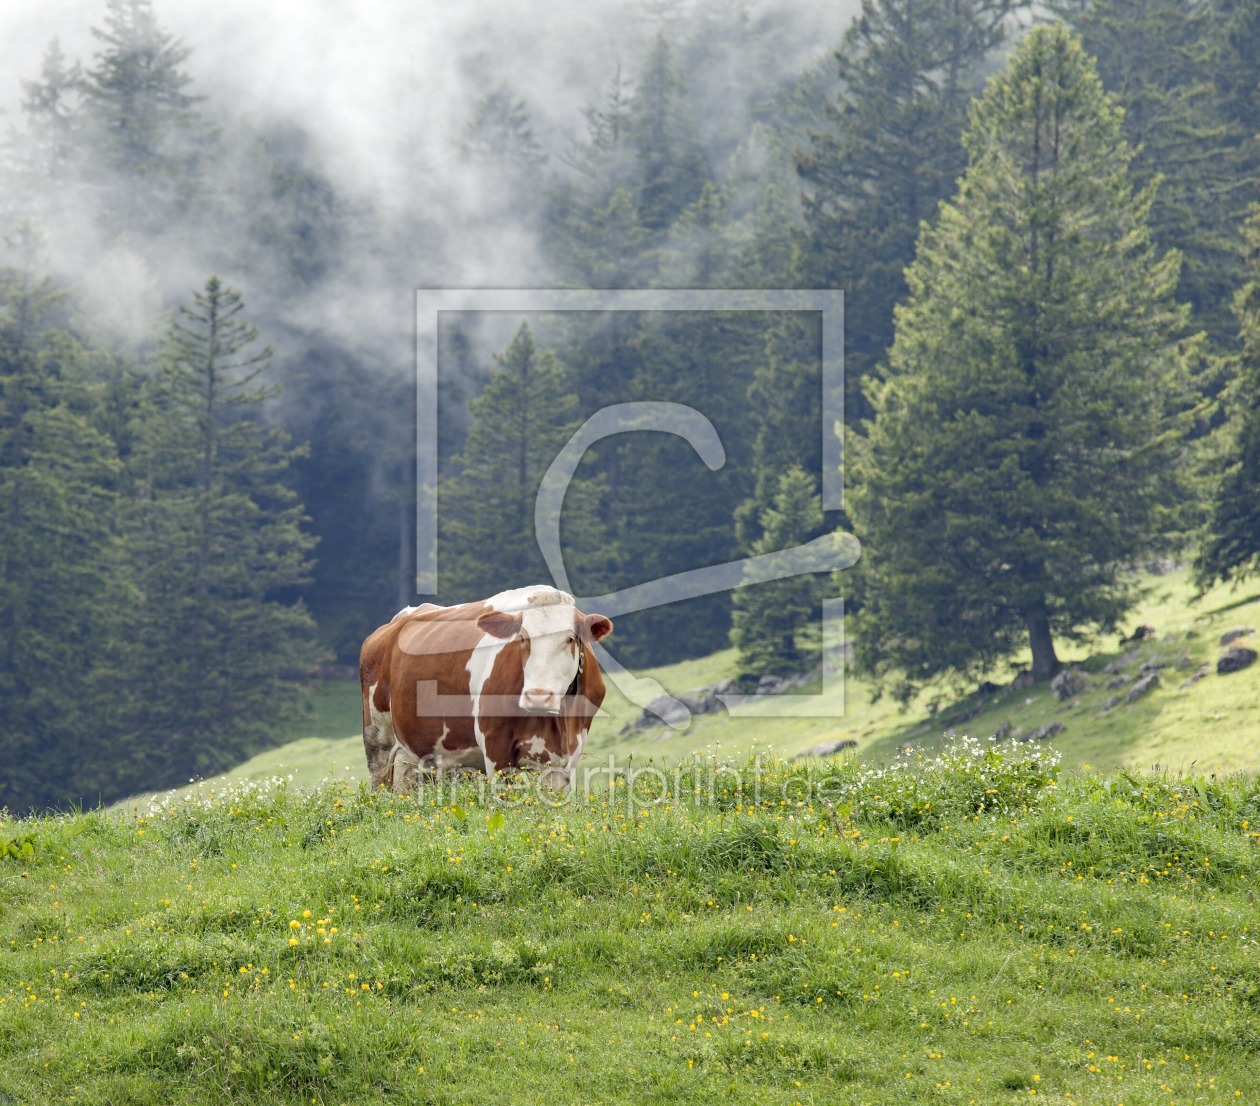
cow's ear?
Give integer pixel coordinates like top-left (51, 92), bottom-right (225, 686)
top-left (584, 613), bottom-right (613, 642)
top-left (478, 610), bottom-right (523, 639)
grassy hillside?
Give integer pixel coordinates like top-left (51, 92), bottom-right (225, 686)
top-left (606, 567), bottom-right (1260, 774)
top-left (124, 567), bottom-right (1260, 811)
top-left (4, 743), bottom-right (1259, 1104)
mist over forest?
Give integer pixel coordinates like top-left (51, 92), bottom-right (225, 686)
top-left (2, 0), bottom-right (1259, 811)
top-left (0, 0), bottom-right (852, 651)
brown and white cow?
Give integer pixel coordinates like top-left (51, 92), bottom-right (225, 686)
top-left (359, 585), bottom-right (613, 791)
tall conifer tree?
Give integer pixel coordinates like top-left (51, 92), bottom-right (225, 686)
top-left (629, 35), bottom-right (711, 235)
top-left (851, 25), bottom-right (1192, 699)
top-left (0, 228), bottom-right (120, 811)
top-left (439, 323), bottom-right (606, 603)
top-left (1051, 0), bottom-right (1259, 348)
top-left (731, 466), bottom-right (826, 676)
top-left (796, 0), bottom-right (1020, 422)
top-left (112, 277), bottom-right (319, 789)
top-left (7, 40), bottom-right (82, 204)
top-left (80, 0), bottom-right (209, 235)
top-left (1197, 208), bottom-right (1260, 587)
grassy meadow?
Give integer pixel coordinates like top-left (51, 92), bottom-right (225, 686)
top-left (7, 567), bottom-right (1260, 1103)
top-left (3, 741), bottom-right (1260, 1104)
top-left (120, 567), bottom-right (1260, 814)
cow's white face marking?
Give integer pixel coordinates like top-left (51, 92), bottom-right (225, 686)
top-left (518, 590), bottom-right (581, 714)
top-left (478, 586), bottom-right (582, 716)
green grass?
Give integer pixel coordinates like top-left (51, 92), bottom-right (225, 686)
top-left (5, 743), bottom-right (1260, 1104)
top-left (123, 567), bottom-right (1260, 814)
top-left (606, 567), bottom-right (1260, 775)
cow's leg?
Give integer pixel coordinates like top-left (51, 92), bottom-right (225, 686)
top-left (475, 718), bottom-right (514, 781)
top-left (363, 681), bottom-right (397, 789)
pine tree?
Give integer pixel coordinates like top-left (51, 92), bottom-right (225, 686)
top-left (7, 40), bottom-right (83, 201)
top-left (726, 314), bottom-right (830, 674)
top-left (1051, 0), bottom-right (1258, 349)
top-left (606, 309), bottom-right (760, 665)
top-left (731, 466), bottom-right (826, 676)
top-left (734, 315), bottom-right (825, 551)
top-left (850, 25), bottom-right (1193, 700)
top-left (796, 0), bottom-right (1021, 423)
top-left (725, 122), bottom-right (802, 287)
top-left (1215, 0), bottom-right (1260, 137)
top-left (628, 35), bottom-right (712, 235)
top-left (111, 277), bottom-right (320, 790)
top-left (550, 185), bottom-right (654, 289)
top-left (80, 0), bottom-right (209, 235)
top-left (1197, 207), bottom-right (1260, 587)
top-left (549, 41), bottom-right (711, 286)
top-left (439, 323), bottom-right (606, 602)
top-left (0, 227), bottom-right (121, 812)
top-left (563, 66), bottom-right (635, 202)
top-left (461, 82), bottom-right (548, 172)
top-left (659, 182), bottom-right (731, 287)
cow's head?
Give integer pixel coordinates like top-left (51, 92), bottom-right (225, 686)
top-left (477, 590), bottom-right (613, 716)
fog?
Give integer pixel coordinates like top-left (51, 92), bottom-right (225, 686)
top-left (1, 0), bottom-right (858, 621)
top-left (2, 0), bottom-right (854, 323)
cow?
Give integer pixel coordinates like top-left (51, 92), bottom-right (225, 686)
top-left (359, 585), bottom-right (613, 791)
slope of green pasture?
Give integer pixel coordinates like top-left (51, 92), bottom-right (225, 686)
top-left (117, 567), bottom-right (1260, 815)
top-left (609, 567), bottom-right (1260, 774)
top-left (5, 747), bottom-right (1260, 1105)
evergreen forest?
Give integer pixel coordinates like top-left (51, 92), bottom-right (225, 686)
top-left (2, 0), bottom-right (1259, 811)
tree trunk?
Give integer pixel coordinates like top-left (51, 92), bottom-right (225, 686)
top-left (1026, 606), bottom-right (1061, 681)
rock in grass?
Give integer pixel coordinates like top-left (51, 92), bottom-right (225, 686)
top-left (1124, 672), bottom-right (1160, 703)
top-left (1119, 623), bottom-right (1156, 646)
top-left (1103, 649), bottom-right (1141, 675)
top-left (1219, 627), bottom-right (1255, 647)
top-left (1051, 668), bottom-right (1087, 701)
top-left (796, 738), bottom-right (858, 760)
top-left (1217, 646), bottom-right (1257, 675)
top-left (1019, 721), bottom-right (1065, 743)
top-left (1179, 663), bottom-right (1211, 690)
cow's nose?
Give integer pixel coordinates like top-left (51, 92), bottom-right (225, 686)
top-left (520, 689), bottom-right (560, 714)
top-left (539, 766), bottom-right (572, 792)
